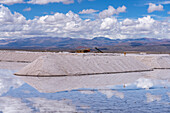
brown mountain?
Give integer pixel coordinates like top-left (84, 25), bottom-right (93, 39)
top-left (0, 37), bottom-right (170, 53)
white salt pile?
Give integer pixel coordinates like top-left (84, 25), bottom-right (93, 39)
top-left (135, 56), bottom-right (170, 69)
top-left (15, 54), bottom-right (152, 77)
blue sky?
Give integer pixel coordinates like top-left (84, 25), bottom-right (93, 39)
top-left (6, 0), bottom-right (170, 20)
top-left (0, 0), bottom-right (169, 39)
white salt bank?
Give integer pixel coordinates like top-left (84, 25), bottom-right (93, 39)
top-left (135, 56), bottom-right (170, 69)
top-left (15, 54), bottom-right (152, 77)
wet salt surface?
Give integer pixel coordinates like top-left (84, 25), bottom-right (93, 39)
top-left (0, 69), bottom-right (170, 113)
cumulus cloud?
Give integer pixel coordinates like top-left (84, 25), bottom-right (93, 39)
top-left (0, 0), bottom-right (23, 5)
top-left (27, 0), bottom-right (74, 4)
top-left (0, 5), bottom-right (169, 39)
top-left (99, 5), bottom-right (126, 18)
top-left (168, 11), bottom-right (170, 14)
top-left (148, 3), bottom-right (163, 13)
top-left (79, 9), bottom-right (99, 14)
top-left (158, 1), bottom-right (170, 5)
top-left (23, 7), bottom-right (31, 11)
top-left (0, 5), bottom-right (26, 38)
top-left (116, 5), bottom-right (127, 14)
top-left (100, 17), bottom-right (117, 30)
top-left (122, 18), bottom-right (136, 26)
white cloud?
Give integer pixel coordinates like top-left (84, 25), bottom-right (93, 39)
top-left (23, 7), bottom-right (31, 11)
top-left (100, 17), bottom-right (117, 30)
top-left (0, 5), bottom-right (169, 39)
top-left (0, 0), bottom-right (23, 5)
top-left (79, 9), bottom-right (99, 14)
top-left (168, 11), bottom-right (170, 14)
top-left (158, 1), bottom-right (170, 5)
top-left (99, 5), bottom-right (126, 18)
top-left (148, 3), bottom-right (163, 13)
top-left (122, 18), bottom-right (136, 26)
top-left (116, 5), bottom-right (126, 14)
top-left (27, 0), bottom-right (74, 4)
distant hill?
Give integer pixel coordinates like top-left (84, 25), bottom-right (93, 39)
top-left (0, 37), bottom-right (170, 53)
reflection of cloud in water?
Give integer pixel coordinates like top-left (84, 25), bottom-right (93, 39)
top-left (21, 90), bottom-right (31, 94)
top-left (0, 97), bottom-right (77, 113)
top-left (0, 97), bottom-right (32, 113)
top-left (167, 92), bottom-right (170, 98)
top-left (99, 90), bottom-right (124, 99)
top-left (79, 90), bottom-right (96, 95)
top-left (20, 72), bottom-right (145, 93)
top-left (135, 78), bottom-right (170, 89)
top-left (146, 93), bottom-right (161, 103)
top-left (135, 78), bottom-right (153, 89)
top-left (27, 98), bottom-right (77, 112)
top-left (0, 69), bottom-right (24, 95)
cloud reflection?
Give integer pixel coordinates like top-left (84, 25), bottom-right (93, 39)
top-left (27, 98), bottom-right (77, 112)
top-left (0, 69), bottom-right (24, 95)
top-left (146, 93), bottom-right (161, 103)
top-left (99, 90), bottom-right (124, 99)
top-left (0, 97), bottom-right (32, 113)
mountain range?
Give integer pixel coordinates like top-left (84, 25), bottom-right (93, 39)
top-left (0, 37), bottom-right (170, 53)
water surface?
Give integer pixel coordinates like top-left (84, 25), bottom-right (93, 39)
top-left (0, 69), bottom-right (170, 113)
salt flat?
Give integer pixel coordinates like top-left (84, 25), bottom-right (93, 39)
top-left (0, 51), bottom-right (170, 112)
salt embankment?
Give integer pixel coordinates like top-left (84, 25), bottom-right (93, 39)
top-left (0, 50), bottom-right (119, 70)
top-left (0, 62), bottom-right (28, 70)
top-left (15, 54), bottom-right (152, 77)
top-left (0, 50), bottom-right (55, 62)
top-left (0, 50), bottom-right (55, 70)
top-left (0, 50), bottom-right (120, 62)
top-left (135, 56), bottom-right (170, 69)
top-left (144, 69), bottom-right (170, 82)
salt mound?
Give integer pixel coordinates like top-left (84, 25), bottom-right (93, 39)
top-left (15, 54), bottom-right (152, 77)
top-left (135, 56), bottom-right (170, 69)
